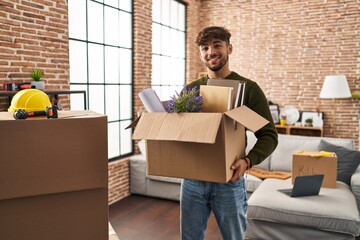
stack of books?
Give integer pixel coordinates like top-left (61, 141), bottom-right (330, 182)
top-left (200, 79), bottom-right (246, 113)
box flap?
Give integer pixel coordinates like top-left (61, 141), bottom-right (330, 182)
top-left (224, 105), bottom-right (269, 132)
top-left (132, 112), bottom-right (223, 144)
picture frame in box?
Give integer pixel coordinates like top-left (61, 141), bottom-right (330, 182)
top-left (269, 103), bottom-right (280, 124)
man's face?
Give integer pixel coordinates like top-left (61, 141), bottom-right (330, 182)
top-left (199, 39), bottom-right (232, 72)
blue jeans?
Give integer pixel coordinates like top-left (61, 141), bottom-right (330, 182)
top-left (180, 178), bottom-right (247, 240)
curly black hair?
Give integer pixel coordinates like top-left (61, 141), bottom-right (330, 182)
top-left (194, 26), bottom-right (231, 46)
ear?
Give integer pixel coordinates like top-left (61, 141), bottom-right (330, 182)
top-left (199, 51), bottom-right (205, 62)
top-left (228, 44), bottom-right (233, 54)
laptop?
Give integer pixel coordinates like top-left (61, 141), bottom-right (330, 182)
top-left (278, 174), bottom-right (324, 197)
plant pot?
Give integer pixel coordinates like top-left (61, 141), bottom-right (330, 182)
top-left (31, 81), bottom-right (45, 90)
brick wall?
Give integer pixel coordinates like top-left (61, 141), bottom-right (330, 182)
top-left (0, 0), bottom-right (70, 110)
top-left (108, 158), bottom-right (130, 205)
top-left (193, 0), bottom-right (360, 145)
top-left (0, 0), bottom-right (359, 205)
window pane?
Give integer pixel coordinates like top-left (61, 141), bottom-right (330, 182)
top-left (89, 85), bottom-right (105, 114)
top-left (104, 6), bottom-right (119, 46)
top-left (119, 48), bottom-right (132, 84)
top-left (88, 43), bottom-right (104, 84)
top-left (161, 0), bottom-right (170, 25)
top-left (152, 54), bottom-right (161, 84)
top-left (120, 85), bottom-right (132, 119)
top-left (119, 0), bottom-right (132, 12)
top-left (160, 55), bottom-right (170, 84)
top-left (104, 0), bottom-right (118, 7)
top-left (68, 0), bottom-right (86, 40)
top-left (178, 3), bottom-right (185, 31)
top-left (178, 31), bottom-right (185, 58)
top-left (169, 28), bottom-right (178, 57)
top-left (69, 40), bottom-right (87, 84)
top-left (120, 120), bottom-right (132, 155)
top-left (161, 26), bottom-right (170, 56)
top-left (152, 0), bottom-right (161, 23)
top-left (119, 12), bottom-right (132, 48)
top-left (105, 46), bottom-right (119, 84)
top-left (108, 122), bottom-right (120, 159)
top-left (170, 1), bottom-right (178, 28)
top-left (70, 85), bottom-right (87, 110)
top-left (88, 1), bottom-right (104, 43)
top-left (175, 58), bottom-right (185, 85)
top-left (69, 0), bottom-right (133, 161)
top-left (105, 85), bottom-right (120, 121)
top-left (152, 23), bottom-right (161, 54)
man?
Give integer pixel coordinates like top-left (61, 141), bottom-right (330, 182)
top-left (180, 26), bottom-right (278, 240)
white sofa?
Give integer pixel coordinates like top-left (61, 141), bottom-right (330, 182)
top-left (244, 132), bottom-right (360, 239)
top-left (129, 132), bottom-right (360, 239)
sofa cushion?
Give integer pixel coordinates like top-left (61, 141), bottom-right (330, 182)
top-left (270, 134), bottom-right (354, 172)
top-left (245, 174), bottom-right (263, 193)
top-left (247, 178), bottom-right (360, 236)
top-left (318, 140), bottom-right (360, 186)
top-left (351, 165), bottom-right (360, 211)
top-left (146, 175), bottom-right (182, 184)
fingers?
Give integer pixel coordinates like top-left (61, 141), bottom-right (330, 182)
top-left (230, 159), bottom-right (247, 182)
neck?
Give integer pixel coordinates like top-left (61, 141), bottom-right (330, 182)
top-left (207, 68), bottom-right (231, 79)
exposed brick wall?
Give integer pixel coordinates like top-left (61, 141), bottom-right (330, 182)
top-left (133, 0), bottom-right (153, 116)
top-left (108, 158), bottom-right (130, 205)
top-left (0, 0), bottom-right (70, 110)
top-left (193, 0), bottom-right (360, 147)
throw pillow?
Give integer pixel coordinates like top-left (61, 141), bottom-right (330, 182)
top-left (318, 140), bottom-right (360, 185)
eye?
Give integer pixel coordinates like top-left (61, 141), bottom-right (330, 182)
top-left (201, 46), bottom-right (209, 52)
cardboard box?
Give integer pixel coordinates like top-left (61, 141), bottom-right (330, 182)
top-left (292, 150), bottom-right (337, 188)
top-left (0, 111), bottom-right (108, 240)
top-left (132, 106), bottom-right (269, 183)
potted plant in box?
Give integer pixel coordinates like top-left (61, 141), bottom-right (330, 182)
top-left (30, 69), bottom-right (45, 90)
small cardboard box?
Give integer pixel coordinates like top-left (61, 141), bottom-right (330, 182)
top-left (0, 111), bottom-right (108, 240)
top-left (131, 106), bottom-right (269, 183)
top-left (292, 150), bottom-right (337, 188)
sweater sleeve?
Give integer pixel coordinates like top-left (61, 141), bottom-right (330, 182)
top-left (244, 81), bottom-right (278, 167)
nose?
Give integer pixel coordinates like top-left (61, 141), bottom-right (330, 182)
top-left (206, 46), bottom-right (213, 54)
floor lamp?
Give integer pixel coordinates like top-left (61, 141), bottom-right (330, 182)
top-left (319, 75), bottom-right (351, 137)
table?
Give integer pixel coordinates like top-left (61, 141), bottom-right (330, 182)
top-left (0, 90), bottom-right (87, 110)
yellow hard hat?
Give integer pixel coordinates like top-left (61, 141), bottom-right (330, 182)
top-left (8, 89), bottom-right (52, 113)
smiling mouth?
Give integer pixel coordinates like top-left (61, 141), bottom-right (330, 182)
top-left (208, 55), bottom-right (220, 64)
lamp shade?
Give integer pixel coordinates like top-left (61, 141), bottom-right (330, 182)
top-left (320, 75), bottom-right (351, 99)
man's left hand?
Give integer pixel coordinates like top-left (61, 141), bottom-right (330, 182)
top-left (230, 158), bottom-right (249, 182)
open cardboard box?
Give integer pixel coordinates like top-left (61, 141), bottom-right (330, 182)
top-left (131, 106), bottom-right (268, 183)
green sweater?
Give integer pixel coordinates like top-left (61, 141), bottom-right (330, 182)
top-left (186, 72), bottom-right (278, 167)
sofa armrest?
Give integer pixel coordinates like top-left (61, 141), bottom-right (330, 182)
top-left (350, 165), bottom-right (360, 211)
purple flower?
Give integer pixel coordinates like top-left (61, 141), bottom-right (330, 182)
top-left (165, 86), bottom-right (203, 113)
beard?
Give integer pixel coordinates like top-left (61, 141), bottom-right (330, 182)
top-left (204, 53), bottom-right (229, 72)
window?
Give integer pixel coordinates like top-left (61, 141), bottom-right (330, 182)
top-left (152, 0), bottom-right (186, 100)
top-left (68, 0), bottom-right (133, 161)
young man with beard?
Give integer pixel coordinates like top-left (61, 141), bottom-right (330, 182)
top-left (180, 26), bottom-right (278, 240)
